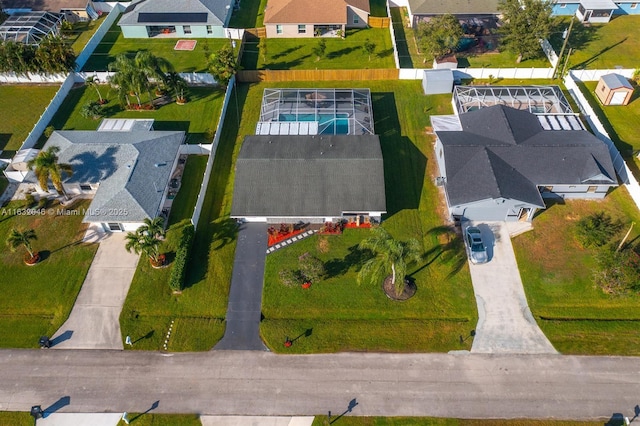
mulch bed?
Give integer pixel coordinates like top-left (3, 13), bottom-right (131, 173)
top-left (382, 275), bottom-right (417, 301)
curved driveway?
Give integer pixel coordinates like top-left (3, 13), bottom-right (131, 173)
top-left (1, 350), bottom-right (639, 421)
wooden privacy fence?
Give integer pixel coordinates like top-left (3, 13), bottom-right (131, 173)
top-left (368, 16), bottom-right (390, 28)
top-left (237, 68), bottom-right (399, 82)
top-left (245, 27), bottom-right (266, 38)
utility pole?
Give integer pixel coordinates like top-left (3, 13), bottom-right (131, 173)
top-left (553, 16), bottom-right (575, 79)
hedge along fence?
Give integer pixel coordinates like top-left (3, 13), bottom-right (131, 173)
top-left (169, 224), bottom-right (195, 292)
top-left (237, 68), bottom-right (399, 82)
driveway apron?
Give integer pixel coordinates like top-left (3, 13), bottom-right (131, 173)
top-left (467, 222), bottom-right (557, 354)
top-left (51, 233), bottom-right (140, 350)
top-left (215, 222), bottom-right (268, 350)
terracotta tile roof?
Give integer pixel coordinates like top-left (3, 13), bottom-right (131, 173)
top-left (265, 0), bottom-right (369, 24)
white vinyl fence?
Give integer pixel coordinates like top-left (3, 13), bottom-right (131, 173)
top-left (540, 38), bottom-right (559, 67)
top-left (76, 71), bottom-right (217, 85)
top-left (386, 0), bottom-right (400, 69)
top-left (179, 144), bottom-right (213, 155)
top-left (569, 68), bottom-right (635, 81)
top-left (19, 73), bottom-right (76, 150)
top-left (563, 72), bottom-right (640, 209)
top-left (190, 76), bottom-right (237, 228)
top-left (0, 73), bottom-right (67, 83)
top-left (75, 4), bottom-right (125, 71)
top-left (399, 67), bottom-right (555, 80)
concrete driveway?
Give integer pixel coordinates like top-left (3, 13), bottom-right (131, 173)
top-left (466, 222), bottom-right (557, 354)
top-left (51, 233), bottom-right (140, 350)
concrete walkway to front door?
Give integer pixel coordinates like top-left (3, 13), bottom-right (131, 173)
top-left (51, 232), bottom-right (140, 350)
top-left (467, 222), bottom-right (557, 354)
top-left (214, 222), bottom-right (268, 350)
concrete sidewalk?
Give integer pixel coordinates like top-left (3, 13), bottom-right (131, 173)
top-left (467, 222), bottom-right (557, 354)
top-left (37, 413), bottom-right (122, 426)
top-left (51, 233), bottom-right (140, 350)
top-left (201, 416), bottom-right (314, 426)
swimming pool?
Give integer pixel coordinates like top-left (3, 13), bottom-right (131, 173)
top-left (278, 113), bottom-right (350, 134)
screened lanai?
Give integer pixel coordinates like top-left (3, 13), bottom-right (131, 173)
top-left (0, 11), bottom-right (64, 45)
top-left (453, 85), bottom-right (574, 115)
top-left (256, 88), bottom-right (374, 136)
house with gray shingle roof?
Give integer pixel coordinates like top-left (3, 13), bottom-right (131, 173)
top-left (393, 0), bottom-right (499, 27)
top-left (264, 0), bottom-right (369, 38)
top-left (432, 104), bottom-right (617, 222)
top-left (118, 0), bottom-right (233, 38)
top-left (34, 124), bottom-right (184, 232)
top-left (231, 135), bottom-right (386, 223)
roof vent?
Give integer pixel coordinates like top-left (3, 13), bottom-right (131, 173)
top-left (154, 162), bottom-right (167, 167)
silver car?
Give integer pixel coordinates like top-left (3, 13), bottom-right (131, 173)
top-left (465, 226), bottom-right (488, 264)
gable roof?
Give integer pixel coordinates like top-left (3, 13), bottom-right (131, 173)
top-left (434, 105), bottom-right (617, 207)
top-left (601, 73), bottom-right (633, 90)
top-left (41, 130), bottom-right (184, 223)
top-left (407, 0), bottom-right (499, 15)
top-left (118, 0), bottom-right (233, 26)
top-left (264, 0), bottom-right (369, 25)
top-left (1, 0), bottom-right (88, 12)
top-left (231, 135), bottom-right (385, 218)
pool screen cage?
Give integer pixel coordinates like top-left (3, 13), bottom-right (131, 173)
top-left (0, 12), bottom-right (64, 45)
top-left (453, 85), bottom-right (574, 115)
top-left (257, 88), bottom-right (374, 135)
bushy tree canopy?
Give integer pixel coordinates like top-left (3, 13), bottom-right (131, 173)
top-left (498, 0), bottom-right (554, 62)
top-left (206, 44), bottom-right (238, 88)
top-left (415, 14), bottom-right (463, 60)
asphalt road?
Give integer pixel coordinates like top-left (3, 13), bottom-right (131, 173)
top-left (1, 350), bottom-right (639, 421)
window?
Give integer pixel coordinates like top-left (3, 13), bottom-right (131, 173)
top-left (298, 24), bottom-right (306, 34)
top-left (631, 3), bottom-right (638, 8)
top-left (353, 14), bottom-right (359, 23)
top-left (587, 186), bottom-right (597, 193)
top-left (107, 223), bottom-right (122, 231)
top-left (80, 184), bottom-right (92, 191)
top-left (206, 25), bottom-right (212, 34)
top-left (560, 3), bottom-right (567, 7)
top-left (276, 25), bottom-right (283, 34)
top-left (183, 25), bottom-right (191, 34)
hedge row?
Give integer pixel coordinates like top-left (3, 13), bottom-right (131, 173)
top-left (169, 224), bottom-right (195, 291)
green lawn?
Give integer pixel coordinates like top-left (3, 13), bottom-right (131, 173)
top-left (312, 418), bottom-right (603, 426)
top-left (0, 199), bottom-right (98, 348)
top-left (228, 0), bottom-right (268, 28)
top-left (69, 15), bottom-right (106, 54)
top-left (46, 85), bottom-right (225, 145)
top-left (115, 413), bottom-right (201, 426)
top-left (513, 188), bottom-right (640, 355)
top-left (254, 81), bottom-right (477, 353)
top-left (0, 85), bottom-right (60, 154)
top-left (550, 15), bottom-right (640, 69)
top-left (240, 28), bottom-right (395, 70)
top-left (81, 19), bottom-right (234, 72)
top-left (120, 155), bottom-right (224, 351)
top-left (0, 412), bottom-right (33, 426)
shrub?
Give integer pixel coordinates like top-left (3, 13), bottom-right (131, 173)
top-left (37, 197), bottom-right (49, 209)
top-left (575, 212), bottom-right (623, 248)
top-left (168, 224), bottom-right (195, 292)
top-left (279, 269), bottom-right (299, 287)
top-left (594, 245), bottom-right (640, 294)
top-left (44, 125), bottom-right (55, 138)
top-left (24, 193), bottom-right (36, 208)
top-left (298, 252), bottom-right (325, 283)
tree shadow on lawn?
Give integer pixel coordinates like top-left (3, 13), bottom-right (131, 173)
top-left (0, 134), bottom-right (11, 151)
top-left (549, 19), bottom-right (599, 56)
top-left (264, 56), bottom-right (309, 70)
top-left (327, 46), bottom-right (359, 59)
top-left (271, 45), bottom-right (302, 60)
top-left (573, 37), bottom-right (627, 70)
top-left (182, 83), bottom-right (249, 290)
top-left (414, 226), bottom-right (466, 278)
top-left (324, 244), bottom-right (371, 278)
top-left (372, 92), bottom-right (426, 216)
top-left (377, 47), bottom-right (394, 59)
top-left (152, 120), bottom-right (191, 133)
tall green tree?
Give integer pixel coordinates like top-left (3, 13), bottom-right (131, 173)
top-left (363, 38), bottom-right (376, 61)
top-left (85, 75), bottom-right (104, 103)
top-left (133, 50), bottom-right (173, 102)
top-left (125, 228), bottom-right (163, 264)
top-left (6, 228), bottom-right (37, 259)
top-left (415, 14), bottom-right (463, 60)
top-left (358, 227), bottom-right (423, 296)
top-left (312, 38), bottom-right (327, 62)
top-left (498, 0), bottom-right (554, 62)
top-left (27, 146), bottom-right (73, 199)
top-left (138, 217), bottom-right (165, 239)
top-left (35, 36), bottom-right (76, 74)
top-left (162, 71), bottom-right (188, 103)
top-left (206, 44), bottom-right (238, 88)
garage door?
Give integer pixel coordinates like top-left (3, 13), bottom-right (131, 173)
top-left (610, 91), bottom-right (627, 105)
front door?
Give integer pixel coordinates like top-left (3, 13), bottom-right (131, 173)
top-left (583, 10), bottom-right (592, 22)
top-left (506, 208), bottom-right (522, 221)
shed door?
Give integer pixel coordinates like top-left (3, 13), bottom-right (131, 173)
top-left (610, 91), bottom-right (627, 105)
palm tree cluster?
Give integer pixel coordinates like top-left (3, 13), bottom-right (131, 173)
top-left (0, 37), bottom-right (75, 76)
top-left (108, 51), bottom-right (186, 109)
top-left (27, 146), bottom-right (73, 199)
top-left (125, 217), bottom-right (166, 266)
top-left (6, 228), bottom-right (38, 260)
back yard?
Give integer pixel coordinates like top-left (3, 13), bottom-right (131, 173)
top-left (255, 80), bottom-right (477, 353)
top-left (46, 85), bottom-right (225, 145)
top-left (513, 188), bottom-right (640, 355)
top-left (550, 15), bottom-right (640, 69)
top-left (0, 85), bottom-right (60, 154)
top-left (0, 199), bottom-right (98, 348)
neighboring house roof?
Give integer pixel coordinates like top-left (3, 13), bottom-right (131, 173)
top-left (1, 0), bottom-right (87, 12)
top-left (601, 73), bottom-right (633, 90)
top-left (40, 130), bottom-right (184, 223)
top-left (264, 0), bottom-right (369, 25)
top-left (579, 0), bottom-right (618, 10)
top-left (407, 0), bottom-right (499, 15)
top-left (231, 135), bottom-right (386, 218)
top-left (118, 0), bottom-right (233, 26)
top-left (0, 11), bottom-right (63, 44)
top-left (435, 105), bottom-right (617, 208)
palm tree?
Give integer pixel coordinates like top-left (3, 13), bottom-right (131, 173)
top-left (85, 75), bottom-right (104, 104)
top-left (109, 54), bottom-right (145, 107)
top-left (138, 217), bottom-right (165, 239)
top-left (162, 71), bottom-right (187, 103)
top-left (358, 227), bottom-right (423, 297)
top-left (27, 146), bottom-right (73, 200)
top-left (125, 230), bottom-right (162, 264)
top-left (80, 100), bottom-right (103, 120)
top-left (6, 228), bottom-right (37, 259)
